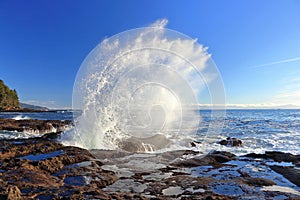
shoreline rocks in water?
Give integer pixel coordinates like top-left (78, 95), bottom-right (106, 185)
top-left (0, 118), bottom-right (71, 134)
top-left (245, 151), bottom-right (300, 166)
top-left (218, 137), bottom-right (242, 147)
top-left (0, 132), bottom-right (300, 198)
top-left (117, 134), bottom-right (171, 152)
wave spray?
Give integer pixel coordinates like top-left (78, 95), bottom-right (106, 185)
top-left (62, 19), bottom-right (225, 152)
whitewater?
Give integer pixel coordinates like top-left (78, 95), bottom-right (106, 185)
top-left (61, 19), bottom-right (225, 152)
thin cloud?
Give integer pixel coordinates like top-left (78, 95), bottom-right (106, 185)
top-left (250, 56), bottom-right (300, 68)
top-left (197, 103), bottom-right (300, 109)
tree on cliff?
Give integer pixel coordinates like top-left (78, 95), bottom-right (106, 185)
top-left (0, 80), bottom-right (20, 110)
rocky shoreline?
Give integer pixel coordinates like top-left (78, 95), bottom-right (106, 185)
top-left (0, 119), bottom-right (300, 199)
top-left (0, 119), bottom-right (71, 134)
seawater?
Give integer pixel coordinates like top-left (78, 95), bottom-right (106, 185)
top-left (0, 109), bottom-right (299, 155)
top-left (0, 110), bottom-right (80, 121)
top-left (197, 109), bottom-right (300, 155)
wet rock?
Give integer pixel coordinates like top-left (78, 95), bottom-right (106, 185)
top-left (218, 137), bottom-right (242, 147)
top-left (38, 155), bottom-right (70, 173)
top-left (245, 151), bottom-right (300, 165)
top-left (118, 139), bottom-right (148, 152)
top-left (0, 136), bottom-right (118, 199)
top-left (172, 151), bottom-right (236, 168)
top-left (160, 150), bottom-right (199, 161)
top-left (118, 134), bottom-right (171, 152)
top-left (3, 161), bottom-right (63, 188)
top-left (190, 141), bottom-right (202, 147)
top-left (209, 151), bottom-right (236, 163)
top-left (41, 131), bottom-right (62, 139)
top-left (1, 129), bottom-right (299, 199)
top-left (0, 118), bottom-right (71, 134)
top-left (270, 166), bottom-right (300, 187)
top-left (90, 149), bottom-right (133, 160)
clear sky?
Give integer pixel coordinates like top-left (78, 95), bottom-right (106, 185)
top-left (1, 0), bottom-right (300, 109)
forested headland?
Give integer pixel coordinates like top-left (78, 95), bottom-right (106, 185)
top-left (0, 80), bottom-right (20, 110)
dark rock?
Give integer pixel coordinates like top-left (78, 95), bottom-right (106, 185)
top-left (118, 139), bottom-right (148, 152)
top-left (245, 151), bottom-right (300, 165)
top-left (159, 166), bottom-right (178, 173)
top-left (270, 166), bottom-right (300, 187)
top-left (117, 134), bottom-right (171, 152)
top-left (172, 151), bottom-right (236, 168)
top-left (160, 150), bottom-right (199, 161)
top-left (0, 118), bottom-right (71, 134)
top-left (1, 127), bottom-right (299, 199)
top-left (90, 149), bottom-right (133, 160)
top-left (219, 140), bottom-right (228, 146)
top-left (0, 136), bottom-right (117, 199)
top-left (210, 151), bottom-right (236, 159)
top-left (218, 137), bottom-right (242, 147)
top-left (210, 151), bottom-right (236, 163)
top-left (190, 141), bottom-right (202, 147)
top-left (41, 131), bottom-right (62, 139)
top-left (190, 142), bottom-right (197, 147)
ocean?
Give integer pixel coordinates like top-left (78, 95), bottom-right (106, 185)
top-left (1, 109), bottom-right (299, 155)
top-left (198, 109), bottom-right (300, 155)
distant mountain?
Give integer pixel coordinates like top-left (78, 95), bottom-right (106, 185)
top-left (20, 103), bottom-right (49, 111)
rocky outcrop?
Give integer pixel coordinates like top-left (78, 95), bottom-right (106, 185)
top-left (270, 166), bottom-right (300, 187)
top-left (1, 133), bottom-right (300, 199)
top-left (117, 134), bottom-right (171, 152)
top-left (218, 137), bottom-right (242, 147)
top-left (172, 151), bottom-right (236, 168)
top-left (0, 119), bottom-right (71, 134)
top-left (245, 151), bottom-right (300, 166)
top-left (0, 137), bottom-right (118, 199)
top-left (245, 151), bottom-right (300, 188)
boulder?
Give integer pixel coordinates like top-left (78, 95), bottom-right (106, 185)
top-left (218, 137), bottom-right (242, 147)
top-left (190, 141), bottom-right (202, 147)
top-left (118, 134), bottom-right (171, 152)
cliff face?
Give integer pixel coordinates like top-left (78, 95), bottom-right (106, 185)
top-left (0, 80), bottom-right (20, 110)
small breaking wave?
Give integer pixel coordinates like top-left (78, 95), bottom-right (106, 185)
top-left (0, 130), bottom-right (42, 140)
top-left (12, 115), bottom-right (31, 120)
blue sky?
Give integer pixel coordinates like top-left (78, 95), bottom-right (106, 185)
top-left (1, 0), bottom-right (300, 108)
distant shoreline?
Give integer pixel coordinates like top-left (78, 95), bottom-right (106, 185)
top-left (0, 109), bottom-right (81, 113)
top-left (0, 109), bottom-right (63, 113)
top-left (1, 108), bottom-right (300, 113)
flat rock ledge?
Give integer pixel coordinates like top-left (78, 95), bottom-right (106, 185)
top-left (0, 135), bottom-right (143, 199)
top-left (1, 133), bottom-right (300, 199)
top-left (0, 119), bottom-right (71, 134)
